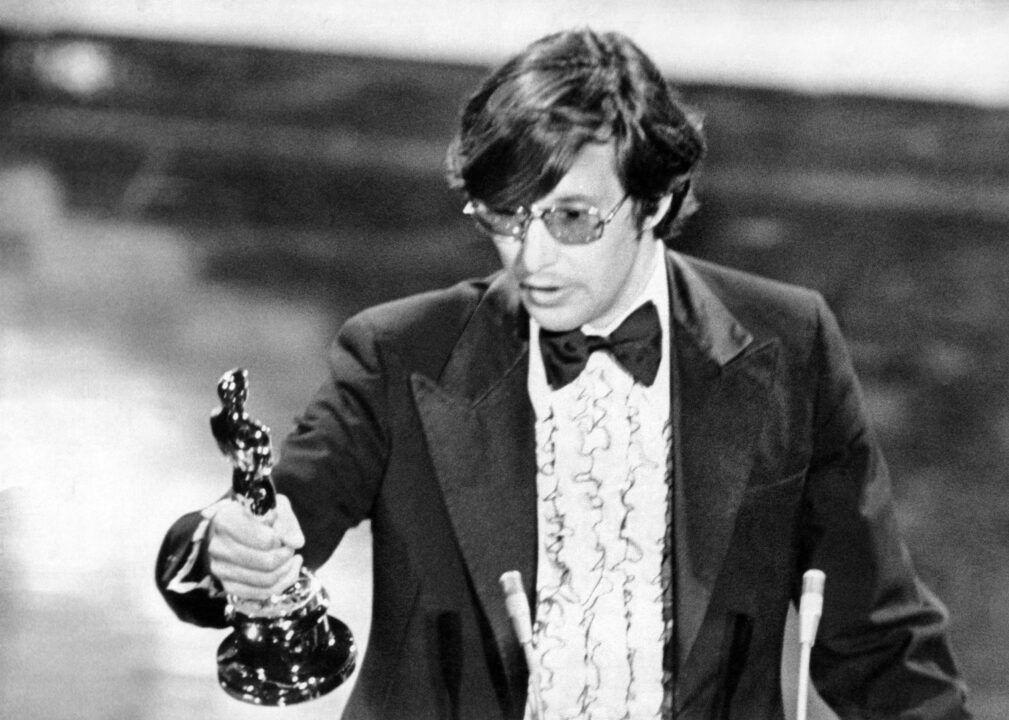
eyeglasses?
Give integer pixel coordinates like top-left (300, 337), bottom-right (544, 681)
top-left (463, 194), bottom-right (629, 245)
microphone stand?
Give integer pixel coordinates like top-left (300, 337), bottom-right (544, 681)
top-left (500, 571), bottom-right (543, 720)
top-left (796, 569), bottom-right (825, 720)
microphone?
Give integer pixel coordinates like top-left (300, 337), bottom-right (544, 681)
top-left (499, 571), bottom-right (542, 720)
top-left (796, 569), bottom-right (826, 720)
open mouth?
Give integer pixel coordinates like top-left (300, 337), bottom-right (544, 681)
top-left (520, 282), bottom-right (567, 306)
top-left (519, 276), bottom-right (564, 291)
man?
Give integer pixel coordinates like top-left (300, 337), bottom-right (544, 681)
top-left (157, 29), bottom-right (970, 719)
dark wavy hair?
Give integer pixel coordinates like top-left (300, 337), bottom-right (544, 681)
top-left (446, 29), bottom-right (706, 242)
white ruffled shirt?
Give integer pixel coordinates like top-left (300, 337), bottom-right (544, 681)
top-left (526, 248), bottom-right (672, 720)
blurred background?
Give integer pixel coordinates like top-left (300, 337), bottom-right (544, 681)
top-left (1, 1), bottom-right (1008, 718)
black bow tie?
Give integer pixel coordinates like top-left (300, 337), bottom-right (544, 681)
top-left (539, 302), bottom-right (662, 390)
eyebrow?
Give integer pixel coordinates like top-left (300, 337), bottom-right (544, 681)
top-left (533, 193), bottom-right (602, 207)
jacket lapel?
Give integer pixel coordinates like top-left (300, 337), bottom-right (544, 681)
top-left (410, 273), bottom-right (537, 704)
top-left (666, 253), bottom-right (781, 683)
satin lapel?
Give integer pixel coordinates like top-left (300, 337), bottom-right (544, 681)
top-left (665, 254), bottom-right (780, 681)
top-left (410, 275), bottom-right (537, 700)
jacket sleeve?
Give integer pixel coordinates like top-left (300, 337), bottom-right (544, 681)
top-left (800, 296), bottom-right (970, 719)
top-left (270, 311), bottom-right (392, 571)
top-left (154, 505), bottom-right (229, 628)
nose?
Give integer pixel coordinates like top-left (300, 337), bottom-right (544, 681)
top-left (517, 217), bottom-right (558, 273)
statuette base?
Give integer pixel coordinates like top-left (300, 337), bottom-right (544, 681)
top-left (217, 611), bottom-right (356, 706)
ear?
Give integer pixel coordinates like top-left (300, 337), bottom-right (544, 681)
top-left (642, 193), bottom-right (675, 232)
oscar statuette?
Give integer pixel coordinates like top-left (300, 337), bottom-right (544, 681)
top-left (210, 368), bottom-right (356, 705)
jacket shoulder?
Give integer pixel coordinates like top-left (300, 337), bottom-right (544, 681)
top-left (679, 254), bottom-right (829, 343)
top-left (337, 274), bottom-right (497, 373)
top-left (681, 254), bottom-right (822, 311)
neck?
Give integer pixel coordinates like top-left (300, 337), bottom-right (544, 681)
top-left (586, 236), bottom-right (663, 334)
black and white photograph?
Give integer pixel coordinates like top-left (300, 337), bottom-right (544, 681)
top-left (1, 2), bottom-right (1007, 718)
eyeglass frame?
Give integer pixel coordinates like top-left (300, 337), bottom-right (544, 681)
top-left (462, 193), bottom-right (630, 246)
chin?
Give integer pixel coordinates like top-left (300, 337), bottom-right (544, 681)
top-left (527, 307), bottom-right (584, 333)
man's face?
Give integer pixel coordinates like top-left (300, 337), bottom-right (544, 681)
top-left (492, 142), bottom-right (662, 332)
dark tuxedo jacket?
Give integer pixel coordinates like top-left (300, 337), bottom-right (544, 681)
top-left (157, 252), bottom-right (968, 719)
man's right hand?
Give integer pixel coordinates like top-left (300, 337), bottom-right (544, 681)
top-left (206, 493), bottom-right (306, 601)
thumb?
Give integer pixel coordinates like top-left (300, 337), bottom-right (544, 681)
top-left (274, 493), bottom-right (306, 550)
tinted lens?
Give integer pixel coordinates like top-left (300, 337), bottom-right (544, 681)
top-left (470, 204), bottom-right (526, 238)
top-left (542, 207), bottom-right (601, 244)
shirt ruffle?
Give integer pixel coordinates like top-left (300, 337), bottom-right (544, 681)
top-left (529, 356), bottom-right (672, 720)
